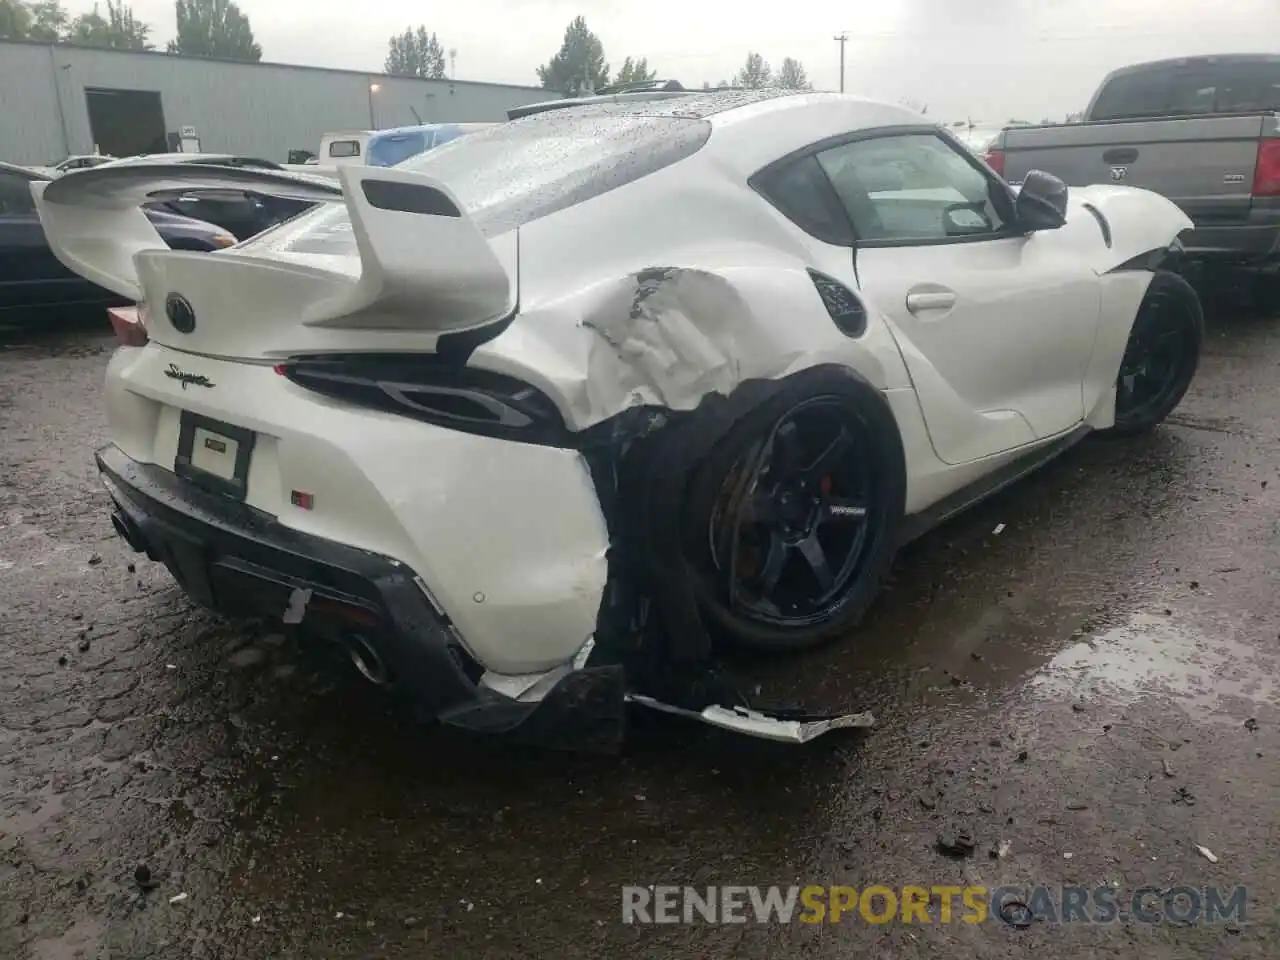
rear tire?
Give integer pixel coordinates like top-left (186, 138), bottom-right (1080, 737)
top-left (681, 368), bottom-right (906, 653)
top-left (1100, 270), bottom-right (1203, 437)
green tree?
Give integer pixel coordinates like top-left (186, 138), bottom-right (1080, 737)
top-left (168, 0), bottom-right (261, 61)
top-left (27, 0), bottom-right (67, 40)
top-left (69, 1), bottom-right (151, 49)
top-left (384, 25), bottom-right (446, 79)
top-left (537, 16), bottom-right (608, 96)
top-left (734, 51), bottom-right (771, 89)
top-left (613, 56), bottom-right (655, 86)
top-left (0, 0), bottom-right (33, 38)
top-left (774, 57), bottom-right (810, 90)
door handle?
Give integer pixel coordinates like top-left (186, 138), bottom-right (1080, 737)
top-left (905, 291), bottom-right (956, 314)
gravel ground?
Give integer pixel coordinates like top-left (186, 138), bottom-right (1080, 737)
top-left (1, 302), bottom-right (1278, 959)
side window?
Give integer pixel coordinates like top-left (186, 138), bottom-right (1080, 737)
top-left (815, 134), bottom-right (1007, 244)
top-left (752, 153), bottom-right (855, 246)
top-left (328, 140), bottom-right (361, 159)
top-left (0, 171), bottom-right (36, 216)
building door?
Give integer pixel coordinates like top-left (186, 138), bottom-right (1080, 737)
top-left (85, 88), bottom-right (167, 157)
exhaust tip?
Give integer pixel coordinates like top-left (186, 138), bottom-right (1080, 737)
top-left (110, 511), bottom-right (146, 553)
top-left (345, 633), bottom-right (391, 686)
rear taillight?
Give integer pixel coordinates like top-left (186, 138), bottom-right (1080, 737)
top-left (1253, 139), bottom-right (1280, 196)
top-left (275, 355), bottom-right (570, 446)
top-left (983, 148), bottom-right (1006, 177)
top-left (107, 304), bottom-right (148, 347)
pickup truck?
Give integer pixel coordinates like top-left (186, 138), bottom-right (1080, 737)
top-left (983, 54), bottom-right (1280, 278)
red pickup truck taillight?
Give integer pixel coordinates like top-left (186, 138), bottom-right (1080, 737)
top-left (1253, 138), bottom-right (1280, 196)
top-left (983, 148), bottom-right (1006, 177)
top-left (107, 304), bottom-right (148, 347)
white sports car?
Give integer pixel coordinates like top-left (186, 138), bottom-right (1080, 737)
top-left (33, 90), bottom-right (1201, 747)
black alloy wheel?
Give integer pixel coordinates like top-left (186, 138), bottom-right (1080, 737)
top-left (683, 370), bottom-right (905, 652)
top-left (1106, 270), bottom-right (1203, 436)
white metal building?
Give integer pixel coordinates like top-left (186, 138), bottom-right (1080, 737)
top-left (0, 39), bottom-right (554, 166)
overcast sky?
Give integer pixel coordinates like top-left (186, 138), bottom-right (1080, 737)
top-left (65, 0), bottom-right (1280, 121)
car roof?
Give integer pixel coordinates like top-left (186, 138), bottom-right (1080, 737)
top-left (508, 87), bottom-right (810, 123)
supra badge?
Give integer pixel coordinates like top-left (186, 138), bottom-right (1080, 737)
top-left (1110, 166), bottom-right (1128, 181)
top-left (164, 363), bottom-right (215, 390)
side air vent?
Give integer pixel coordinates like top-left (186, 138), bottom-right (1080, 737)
top-left (807, 269), bottom-right (867, 337)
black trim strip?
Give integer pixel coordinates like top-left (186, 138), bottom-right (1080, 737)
top-left (897, 424), bottom-right (1093, 545)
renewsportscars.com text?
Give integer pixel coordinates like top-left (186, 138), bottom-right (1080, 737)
top-left (622, 884), bottom-right (1248, 926)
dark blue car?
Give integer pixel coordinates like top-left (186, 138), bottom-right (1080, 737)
top-left (0, 161), bottom-right (237, 317)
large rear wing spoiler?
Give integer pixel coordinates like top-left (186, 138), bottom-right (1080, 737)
top-left (31, 162), bottom-right (516, 333)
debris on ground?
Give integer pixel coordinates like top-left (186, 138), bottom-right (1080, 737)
top-left (133, 865), bottom-right (158, 891)
top-left (87, 553), bottom-right (102, 566)
top-left (1016, 750), bottom-right (1029, 763)
top-left (990, 840), bottom-right (1011, 859)
top-left (1162, 758), bottom-right (1175, 778)
top-left (936, 829), bottom-right (976, 859)
top-left (168, 892), bottom-right (188, 905)
top-left (1195, 844), bottom-right (1219, 864)
top-left (1245, 717), bottom-right (1259, 733)
top-left (992, 523), bottom-right (1006, 536)
top-left (1173, 787), bottom-right (1196, 806)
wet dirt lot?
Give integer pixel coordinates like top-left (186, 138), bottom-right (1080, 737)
top-left (2, 305), bottom-right (1279, 959)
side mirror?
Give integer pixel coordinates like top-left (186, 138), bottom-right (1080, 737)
top-left (1015, 169), bottom-right (1069, 231)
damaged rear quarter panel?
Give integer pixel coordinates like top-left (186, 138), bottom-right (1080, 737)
top-left (469, 169), bottom-right (911, 431)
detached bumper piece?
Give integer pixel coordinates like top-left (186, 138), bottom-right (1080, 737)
top-left (97, 445), bottom-right (627, 751)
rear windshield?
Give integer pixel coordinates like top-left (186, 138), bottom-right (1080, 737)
top-left (1091, 60), bottom-right (1280, 120)
top-left (398, 112), bottom-right (711, 234)
top-left (367, 132), bottom-right (428, 167)
top-left (279, 111), bottom-right (711, 253)
top-left (328, 140), bottom-right (361, 158)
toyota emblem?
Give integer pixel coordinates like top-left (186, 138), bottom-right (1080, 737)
top-left (165, 294), bottom-right (196, 333)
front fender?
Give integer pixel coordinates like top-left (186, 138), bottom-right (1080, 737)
top-left (1069, 185), bottom-right (1193, 275)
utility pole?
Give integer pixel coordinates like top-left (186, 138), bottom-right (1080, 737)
top-left (834, 32), bottom-right (848, 93)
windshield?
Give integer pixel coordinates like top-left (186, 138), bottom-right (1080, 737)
top-left (276, 111), bottom-right (711, 255)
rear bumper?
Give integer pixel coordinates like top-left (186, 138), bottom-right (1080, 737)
top-left (1182, 207), bottom-right (1280, 266)
top-left (97, 443), bottom-right (626, 747)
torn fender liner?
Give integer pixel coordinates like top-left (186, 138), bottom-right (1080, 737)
top-left (582, 367), bottom-right (882, 743)
top-left (628, 695), bottom-right (875, 744)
